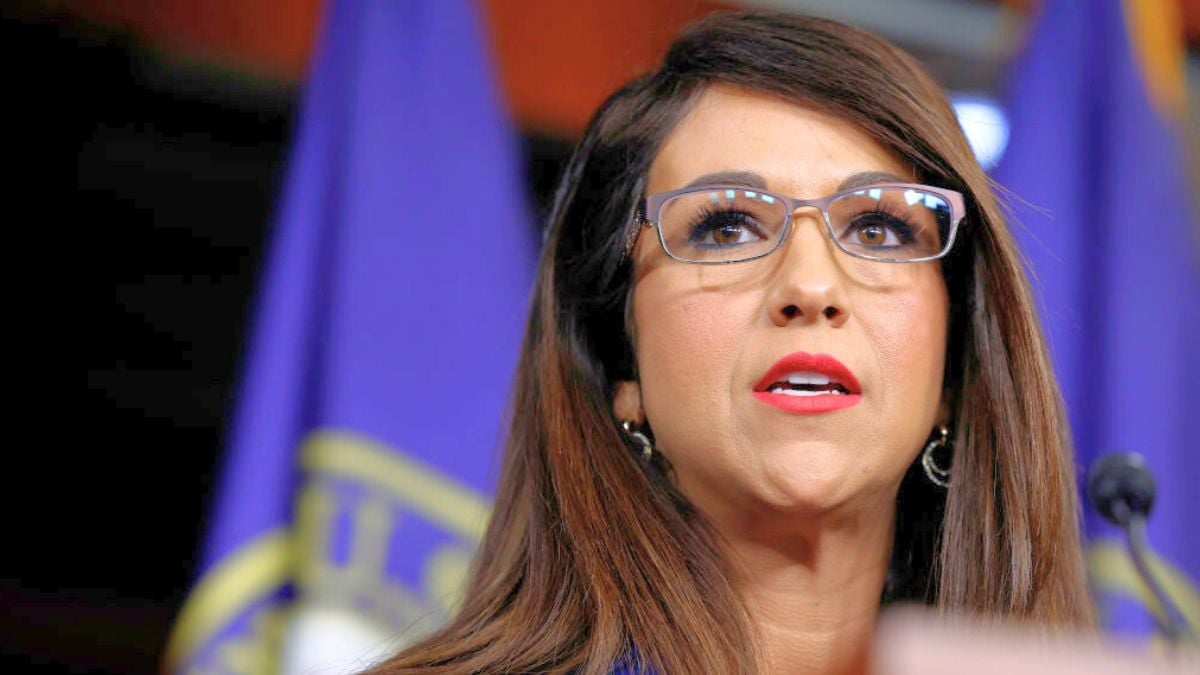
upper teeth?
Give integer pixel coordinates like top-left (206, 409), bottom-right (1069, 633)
top-left (781, 371), bottom-right (832, 386)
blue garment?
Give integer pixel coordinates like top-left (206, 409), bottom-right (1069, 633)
top-left (609, 653), bottom-right (653, 675)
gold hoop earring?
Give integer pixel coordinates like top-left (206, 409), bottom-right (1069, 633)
top-left (921, 426), bottom-right (952, 488)
top-left (620, 420), bottom-right (656, 462)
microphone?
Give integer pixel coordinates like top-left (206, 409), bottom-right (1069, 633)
top-left (1087, 452), bottom-right (1155, 526)
top-left (1086, 453), bottom-right (1194, 644)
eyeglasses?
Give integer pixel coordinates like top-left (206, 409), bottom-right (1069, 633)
top-left (637, 183), bottom-right (966, 264)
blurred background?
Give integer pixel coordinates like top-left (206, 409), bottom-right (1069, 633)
top-left (3, 0), bottom-right (1197, 673)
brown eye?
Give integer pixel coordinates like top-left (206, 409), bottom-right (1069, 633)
top-left (857, 224), bottom-right (886, 245)
top-left (712, 224), bottom-right (745, 246)
top-left (686, 210), bottom-right (764, 249)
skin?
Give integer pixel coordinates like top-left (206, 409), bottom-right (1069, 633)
top-left (612, 84), bottom-right (950, 674)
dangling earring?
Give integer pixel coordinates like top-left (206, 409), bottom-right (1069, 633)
top-left (921, 425), bottom-right (952, 488)
top-left (620, 420), bottom-right (656, 462)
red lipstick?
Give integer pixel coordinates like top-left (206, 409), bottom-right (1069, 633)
top-left (752, 351), bottom-right (862, 414)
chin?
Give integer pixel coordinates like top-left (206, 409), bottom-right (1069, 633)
top-left (752, 444), bottom-right (872, 515)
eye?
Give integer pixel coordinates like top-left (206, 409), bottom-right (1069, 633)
top-left (687, 208), bottom-right (767, 248)
top-left (854, 222), bottom-right (897, 247)
top-left (845, 212), bottom-right (916, 248)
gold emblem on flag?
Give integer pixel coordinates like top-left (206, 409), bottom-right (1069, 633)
top-left (166, 430), bottom-right (491, 674)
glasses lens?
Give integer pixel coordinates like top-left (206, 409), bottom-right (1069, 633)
top-left (828, 187), bottom-right (951, 260)
top-left (656, 188), bottom-right (789, 263)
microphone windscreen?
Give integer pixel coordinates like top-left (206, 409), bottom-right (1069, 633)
top-left (1086, 452), bottom-right (1156, 526)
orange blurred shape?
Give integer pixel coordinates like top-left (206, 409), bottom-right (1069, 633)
top-left (58, 0), bottom-right (1199, 136)
top-left (69, 0), bottom-right (321, 79)
top-left (480, 0), bottom-right (732, 136)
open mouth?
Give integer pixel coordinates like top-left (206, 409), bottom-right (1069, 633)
top-left (764, 371), bottom-right (852, 397)
top-left (752, 352), bottom-right (862, 413)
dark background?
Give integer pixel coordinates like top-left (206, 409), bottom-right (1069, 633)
top-left (1, 11), bottom-right (569, 673)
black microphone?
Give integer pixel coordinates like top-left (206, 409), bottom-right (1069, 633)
top-left (1087, 453), bottom-right (1156, 526)
top-left (1086, 453), bottom-right (1193, 644)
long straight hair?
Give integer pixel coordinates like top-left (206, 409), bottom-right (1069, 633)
top-left (374, 11), bottom-right (1094, 674)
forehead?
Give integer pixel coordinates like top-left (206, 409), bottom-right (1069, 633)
top-left (647, 84), bottom-right (913, 197)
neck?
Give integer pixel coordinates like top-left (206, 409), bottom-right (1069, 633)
top-left (718, 500), bottom-right (895, 675)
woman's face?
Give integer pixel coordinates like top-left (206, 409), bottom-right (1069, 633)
top-left (615, 84), bottom-right (949, 522)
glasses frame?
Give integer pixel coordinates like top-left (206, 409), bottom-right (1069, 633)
top-left (639, 182), bottom-right (967, 264)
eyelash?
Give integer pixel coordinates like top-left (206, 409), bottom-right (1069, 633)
top-left (849, 204), bottom-right (918, 244)
top-left (685, 204), bottom-right (762, 244)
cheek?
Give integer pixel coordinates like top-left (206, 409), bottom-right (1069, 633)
top-left (632, 284), bottom-right (748, 447)
top-left (858, 281), bottom-right (948, 430)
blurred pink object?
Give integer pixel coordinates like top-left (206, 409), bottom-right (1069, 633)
top-left (873, 607), bottom-right (1199, 675)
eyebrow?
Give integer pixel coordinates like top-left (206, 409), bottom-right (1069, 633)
top-left (683, 170), bottom-right (768, 190)
top-left (680, 169), bottom-right (910, 193)
top-left (836, 171), bottom-right (910, 191)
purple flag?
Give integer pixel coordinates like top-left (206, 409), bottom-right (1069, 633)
top-left (165, 1), bottom-right (534, 672)
top-left (992, 0), bottom-right (1199, 637)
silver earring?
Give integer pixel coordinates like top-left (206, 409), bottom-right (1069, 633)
top-left (621, 420), bottom-right (655, 462)
top-left (921, 425), bottom-right (952, 488)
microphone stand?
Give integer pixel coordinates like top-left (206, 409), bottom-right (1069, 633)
top-left (1108, 499), bottom-right (1194, 645)
top-left (1088, 452), bottom-right (1196, 647)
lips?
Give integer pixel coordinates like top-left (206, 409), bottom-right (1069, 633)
top-left (752, 351), bottom-right (862, 414)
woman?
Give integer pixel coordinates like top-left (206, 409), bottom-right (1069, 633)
top-left (374, 10), bottom-right (1093, 674)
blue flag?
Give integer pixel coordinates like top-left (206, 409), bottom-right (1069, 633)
top-left (992, 0), bottom-right (1199, 637)
top-left (165, 1), bottom-right (534, 672)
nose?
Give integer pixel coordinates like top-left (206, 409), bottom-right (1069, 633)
top-left (766, 211), bottom-right (850, 328)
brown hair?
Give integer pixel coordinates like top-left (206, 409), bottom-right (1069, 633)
top-left (374, 11), bottom-right (1093, 674)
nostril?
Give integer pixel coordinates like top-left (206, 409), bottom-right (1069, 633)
top-left (823, 306), bottom-right (839, 319)
top-left (782, 304), bottom-right (799, 318)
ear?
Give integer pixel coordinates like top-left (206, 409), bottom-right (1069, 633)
top-left (612, 380), bottom-right (645, 424)
top-left (936, 389), bottom-right (953, 427)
